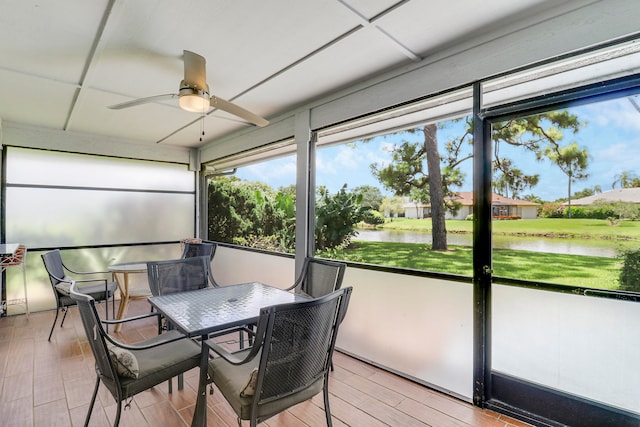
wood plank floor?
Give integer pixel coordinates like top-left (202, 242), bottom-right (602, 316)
top-left (0, 299), bottom-right (532, 427)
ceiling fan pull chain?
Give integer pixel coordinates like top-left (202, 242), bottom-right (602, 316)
top-left (200, 114), bottom-right (205, 142)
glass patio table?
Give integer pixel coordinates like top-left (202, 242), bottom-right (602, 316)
top-left (148, 282), bottom-right (309, 427)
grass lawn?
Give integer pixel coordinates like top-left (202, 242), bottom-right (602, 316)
top-left (343, 240), bottom-right (621, 289)
top-left (340, 218), bottom-right (638, 289)
top-left (380, 217), bottom-right (640, 240)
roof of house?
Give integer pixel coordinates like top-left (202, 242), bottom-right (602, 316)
top-left (455, 192), bottom-right (539, 206)
top-left (403, 192), bottom-right (539, 208)
top-left (567, 188), bottom-right (640, 205)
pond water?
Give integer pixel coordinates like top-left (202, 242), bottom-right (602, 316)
top-left (354, 229), bottom-right (624, 258)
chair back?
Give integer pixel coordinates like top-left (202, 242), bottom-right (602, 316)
top-left (147, 256), bottom-right (210, 296)
top-left (41, 249), bottom-right (66, 286)
top-left (181, 242), bottom-right (217, 260)
top-left (181, 242), bottom-right (220, 287)
top-left (298, 258), bottom-right (346, 297)
top-left (69, 282), bottom-right (120, 395)
top-left (254, 287), bottom-right (352, 407)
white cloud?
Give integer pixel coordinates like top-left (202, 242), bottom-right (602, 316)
top-left (316, 150), bottom-right (338, 175)
top-left (580, 99), bottom-right (640, 131)
top-left (238, 156), bottom-right (296, 185)
top-left (240, 96), bottom-right (640, 200)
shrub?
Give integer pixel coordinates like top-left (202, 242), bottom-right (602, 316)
top-left (618, 248), bottom-right (640, 292)
top-left (561, 201), bottom-right (640, 220)
top-left (565, 206), bottom-right (588, 218)
top-left (540, 202), bottom-right (564, 218)
top-left (493, 215), bottom-right (521, 220)
top-left (362, 209), bottom-right (386, 227)
top-left (233, 235), bottom-right (288, 252)
top-left (315, 184), bottom-right (366, 251)
top-left (578, 202), bottom-right (616, 220)
top-left (208, 177), bottom-right (292, 251)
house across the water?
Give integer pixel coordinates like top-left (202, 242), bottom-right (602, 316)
top-left (403, 192), bottom-right (539, 220)
top-left (568, 188), bottom-right (640, 206)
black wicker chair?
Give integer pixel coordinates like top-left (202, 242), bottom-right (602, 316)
top-left (147, 255), bottom-right (211, 297)
top-left (285, 257), bottom-right (346, 297)
top-left (70, 282), bottom-right (200, 427)
top-left (41, 249), bottom-right (117, 341)
top-left (181, 241), bottom-right (216, 260)
top-left (206, 287), bottom-right (352, 427)
top-left (242, 257), bottom-right (347, 361)
top-left (180, 241), bottom-right (219, 286)
top-left (146, 255), bottom-right (211, 391)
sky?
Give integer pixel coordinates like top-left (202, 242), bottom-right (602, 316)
top-left (235, 96), bottom-right (640, 202)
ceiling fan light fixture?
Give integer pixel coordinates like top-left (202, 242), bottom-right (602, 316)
top-left (178, 85), bottom-right (211, 113)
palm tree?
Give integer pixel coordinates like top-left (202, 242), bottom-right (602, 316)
top-left (545, 142), bottom-right (589, 218)
top-left (612, 170), bottom-right (638, 189)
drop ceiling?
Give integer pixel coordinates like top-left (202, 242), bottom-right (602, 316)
top-left (0, 0), bottom-right (616, 149)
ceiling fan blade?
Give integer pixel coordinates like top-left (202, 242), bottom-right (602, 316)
top-left (109, 94), bottom-right (177, 110)
top-left (210, 96), bottom-right (269, 127)
top-left (183, 50), bottom-right (207, 90)
top-left (156, 109), bottom-right (267, 144)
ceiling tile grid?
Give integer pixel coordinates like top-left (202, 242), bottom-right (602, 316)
top-left (0, 0), bottom-right (624, 149)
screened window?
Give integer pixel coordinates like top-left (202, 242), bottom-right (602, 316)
top-left (204, 141), bottom-right (296, 253)
top-left (480, 38), bottom-right (640, 292)
top-left (487, 93), bottom-right (640, 291)
top-left (314, 88), bottom-right (474, 272)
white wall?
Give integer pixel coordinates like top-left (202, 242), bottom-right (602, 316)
top-left (212, 246), bottom-right (475, 400)
top-left (448, 206), bottom-right (473, 221)
top-left (520, 206), bottom-right (538, 219)
top-left (337, 267), bottom-right (474, 400)
top-left (211, 246), bottom-right (296, 289)
top-left (493, 284), bottom-right (640, 414)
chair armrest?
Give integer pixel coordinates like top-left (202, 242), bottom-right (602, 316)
top-left (206, 320), bottom-right (265, 366)
top-left (102, 311), bottom-right (163, 334)
top-left (62, 261), bottom-right (109, 276)
top-left (283, 283), bottom-right (298, 292)
top-left (50, 269), bottom-right (110, 287)
top-left (206, 340), bottom-right (260, 366)
top-left (283, 273), bottom-right (303, 292)
top-left (101, 311), bottom-right (162, 325)
top-left (104, 330), bottom-right (194, 351)
top-left (205, 325), bottom-right (256, 341)
top-left (71, 270), bottom-right (110, 275)
top-left (284, 259), bottom-right (308, 292)
top-left (75, 277), bottom-right (108, 285)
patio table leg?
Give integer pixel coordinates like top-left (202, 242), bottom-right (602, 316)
top-left (191, 335), bottom-right (209, 427)
top-left (112, 272), bottom-right (131, 333)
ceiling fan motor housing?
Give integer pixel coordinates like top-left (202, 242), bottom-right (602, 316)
top-left (178, 81), bottom-right (211, 112)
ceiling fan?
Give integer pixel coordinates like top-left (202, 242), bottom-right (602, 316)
top-left (108, 50), bottom-right (269, 127)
